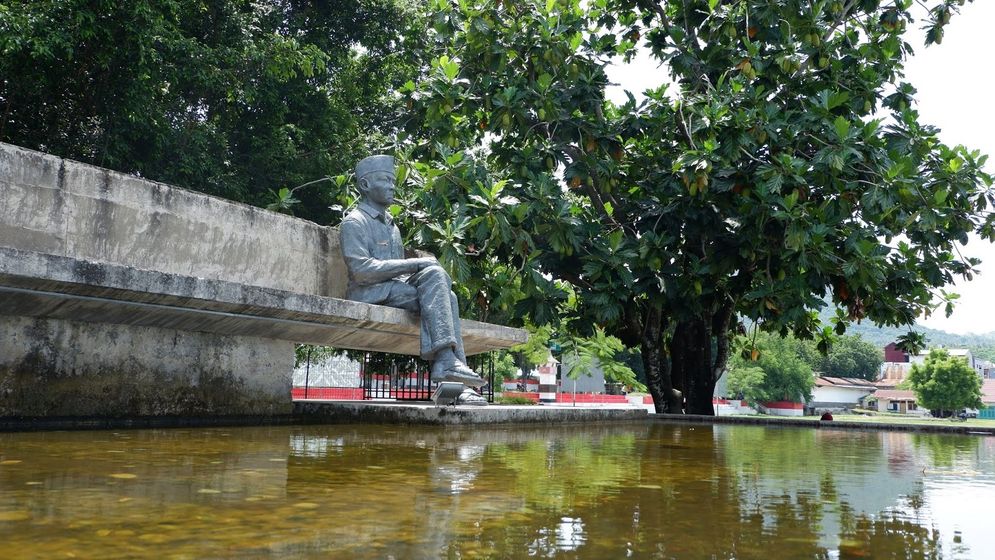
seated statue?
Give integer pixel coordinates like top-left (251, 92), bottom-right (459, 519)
top-left (339, 155), bottom-right (487, 403)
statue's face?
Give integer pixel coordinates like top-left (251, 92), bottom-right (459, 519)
top-left (362, 171), bottom-right (395, 207)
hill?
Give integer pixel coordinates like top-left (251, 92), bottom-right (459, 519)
top-left (817, 309), bottom-right (995, 362)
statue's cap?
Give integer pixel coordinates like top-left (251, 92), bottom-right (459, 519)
top-left (355, 155), bottom-right (395, 180)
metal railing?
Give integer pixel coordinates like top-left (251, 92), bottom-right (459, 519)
top-left (361, 352), bottom-right (494, 403)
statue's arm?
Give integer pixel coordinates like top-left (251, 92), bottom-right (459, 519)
top-left (340, 219), bottom-right (425, 284)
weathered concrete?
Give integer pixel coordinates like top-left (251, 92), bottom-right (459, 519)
top-left (293, 401), bottom-right (649, 425)
top-left (0, 247), bottom-right (526, 356)
top-left (0, 142), bottom-right (342, 296)
top-left (0, 141), bottom-right (527, 419)
top-left (0, 316), bottom-right (293, 416)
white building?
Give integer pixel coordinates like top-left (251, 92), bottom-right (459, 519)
top-left (810, 376), bottom-right (877, 411)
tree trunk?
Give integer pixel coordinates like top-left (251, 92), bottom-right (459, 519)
top-left (640, 305), bottom-right (680, 413)
top-left (670, 322), bottom-right (689, 409)
top-left (675, 318), bottom-right (712, 415)
top-left (671, 300), bottom-right (736, 416)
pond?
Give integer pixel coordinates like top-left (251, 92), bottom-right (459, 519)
top-left (1, 421), bottom-right (992, 559)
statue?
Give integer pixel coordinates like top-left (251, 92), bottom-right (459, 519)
top-left (339, 155), bottom-right (487, 405)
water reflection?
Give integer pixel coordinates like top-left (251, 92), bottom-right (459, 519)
top-left (0, 423), bottom-right (992, 558)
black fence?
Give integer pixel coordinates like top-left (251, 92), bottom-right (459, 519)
top-left (361, 352), bottom-right (495, 403)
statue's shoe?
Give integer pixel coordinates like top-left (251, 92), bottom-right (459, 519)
top-left (431, 359), bottom-right (485, 387)
top-left (455, 388), bottom-right (487, 406)
top-left (435, 368), bottom-right (487, 388)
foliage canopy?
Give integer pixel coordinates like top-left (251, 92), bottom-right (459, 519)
top-left (728, 332), bottom-right (815, 403)
top-left (0, 0), bottom-right (425, 223)
top-left (810, 334), bottom-right (883, 380)
top-left (403, 0), bottom-right (993, 414)
top-left (906, 348), bottom-right (983, 415)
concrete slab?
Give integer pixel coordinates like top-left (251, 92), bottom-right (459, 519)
top-left (294, 400), bottom-right (649, 425)
top-left (0, 247), bottom-right (526, 356)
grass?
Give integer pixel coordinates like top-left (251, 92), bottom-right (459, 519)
top-left (495, 395), bottom-right (538, 405)
top-left (729, 409), bottom-right (995, 429)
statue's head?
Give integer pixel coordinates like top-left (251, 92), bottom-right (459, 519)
top-left (355, 155), bottom-right (396, 207)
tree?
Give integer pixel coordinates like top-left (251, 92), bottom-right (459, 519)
top-left (905, 348), bottom-right (983, 416)
top-left (404, 0), bottom-right (993, 415)
top-left (492, 351), bottom-right (520, 382)
top-left (725, 365), bottom-right (766, 405)
top-left (728, 332), bottom-right (815, 404)
top-left (561, 326), bottom-right (645, 391)
top-left (0, 0), bottom-right (426, 223)
top-left (811, 335), bottom-right (883, 380)
top-left (508, 323), bottom-right (554, 390)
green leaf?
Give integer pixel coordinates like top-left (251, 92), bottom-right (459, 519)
top-left (608, 229), bottom-right (622, 250)
top-left (437, 55), bottom-right (459, 81)
top-left (537, 73), bottom-right (553, 91)
top-left (833, 116), bottom-right (850, 140)
top-left (707, 0), bottom-right (719, 11)
top-left (783, 190), bottom-right (798, 210)
top-left (934, 189), bottom-right (948, 205)
top-left (827, 91), bottom-right (850, 110)
top-left (569, 33), bottom-right (582, 51)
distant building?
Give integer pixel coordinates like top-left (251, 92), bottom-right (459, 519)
top-left (883, 343), bottom-right (909, 363)
top-left (981, 380), bottom-right (995, 419)
top-left (879, 342), bottom-right (913, 383)
top-left (870, 390), bottom-right (920, 414)
top-left (879, 345), bottom-right (978, 385)
top-left (873, 346), bottom-right (994, 416)
top-left (810, 376), bottom-right (877, 412)
top-left (975, 359), bottom-right (995, 379)
top-left (909, 348), bottom-right (974, 370)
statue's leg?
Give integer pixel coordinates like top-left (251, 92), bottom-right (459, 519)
top-left (405, 265), bottom-right (458, 360)
top-left (406, 265), bottom-right (483, 386)
top-left (450, 290), bottom-right (468, 363)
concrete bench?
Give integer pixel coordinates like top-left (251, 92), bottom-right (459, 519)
top-left (0, 142), bottom-right (526, 418)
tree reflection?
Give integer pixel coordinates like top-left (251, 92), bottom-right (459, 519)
top-left (837, 509), bottom-right (941, 560)
top-left (913, 433), bottom-right (981, 469)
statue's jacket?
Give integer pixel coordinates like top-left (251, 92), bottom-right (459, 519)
top-left (339, 200), bottom-right (410, 304)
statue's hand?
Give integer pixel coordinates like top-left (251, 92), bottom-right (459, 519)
top-left (411, 256), bottom-right (439, 271)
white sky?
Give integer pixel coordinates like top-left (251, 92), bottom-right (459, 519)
top-left (606, 2), bottom-right (995, 335)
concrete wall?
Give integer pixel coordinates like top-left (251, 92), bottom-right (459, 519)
top-left (0, 142), bottom-right (347, 298)
top-left (0, 142), bottom-right (342, 417)
top-left (559, 355), bottom-right (607, 393)
top-left (0, 316), bottom-right (293, 416)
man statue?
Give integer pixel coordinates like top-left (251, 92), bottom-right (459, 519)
top-left (339, 155), bottom-right (487, 403)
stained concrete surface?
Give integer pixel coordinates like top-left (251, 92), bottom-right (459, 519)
top-left (293, 400), bottom-right (649, 425)
top-left (0, 315), bottom-right (293, 417)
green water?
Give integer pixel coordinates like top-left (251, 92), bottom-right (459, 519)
top-left (0, 422), bottom-right (992, 559)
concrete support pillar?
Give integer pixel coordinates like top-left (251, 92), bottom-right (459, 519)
top-left (0, 316), bottom-right (294, 417)
top-left (537, 359), bottom-right (558, 404)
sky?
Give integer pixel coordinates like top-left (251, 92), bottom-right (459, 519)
top-left (606, 2), bottom-right (995, 335)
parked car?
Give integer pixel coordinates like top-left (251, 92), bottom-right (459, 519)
top-left (960, 408), bottom-right (979, 419)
